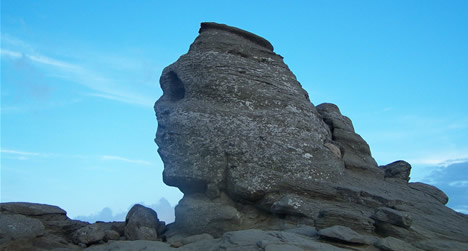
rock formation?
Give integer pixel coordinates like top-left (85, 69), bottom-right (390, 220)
top-left (1, 22), bottom-right (467, 250)
top-left (154, 22), bottom-right (468, 249)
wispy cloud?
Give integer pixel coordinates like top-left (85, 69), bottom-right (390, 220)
top-left (1, 148), bottom-right (151, 166)
top-left (1, 34), bottom-right (158, 107)
top-left (1, 149), bottom-right (42, 160)
top-left (449, 180), bottom-right (468, 188)
top-left (101, 155), bottom-right (151, 165)
top-left (1, 49), bottom-right (22, 58)
top-left (408, 155), bottom-right (468, 167)
top-left (1, 149), bottom-right (41, 156)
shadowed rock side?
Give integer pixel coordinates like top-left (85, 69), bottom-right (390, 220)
top-left (154, 22), bottom-right (468, 250)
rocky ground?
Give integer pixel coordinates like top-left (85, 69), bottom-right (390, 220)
top-left (0, 201), bottom-right (443, 250)
top-left (2, 22), bottom-right (467, 250)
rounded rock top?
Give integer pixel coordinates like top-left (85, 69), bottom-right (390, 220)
top-left (199, 22), bottom-right (274, 51)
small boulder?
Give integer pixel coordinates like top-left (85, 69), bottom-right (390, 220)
top-left (124, 204), bottom-right (159, 241)
top-left (72, 223), bottom-right (106, 246)
top-left (318, 225), bottom-right (368, 245)
top-left (381, 161), bottom-right (411, 183)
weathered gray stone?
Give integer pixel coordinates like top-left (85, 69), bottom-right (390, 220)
top-left (72, 223), bottom-right (106, 245)
top-left (0, 202), bottom-right (66, 216)
top-left (180, 233), bottom-right (214, 245)
top-left (97, 221), bottom-right (125, 237)
top-left (179, 229), bottom-right (351, 251)
top-left (375, 237), bottom-right (420, 251)
top-left (285, 226), bottom-right (317, 237)
top-left (265, 243), bottom-right (304, 251)
top-left (409, 182), bottom-right (449, 205)
top-left (413, 239), bottom-right (468, 251)
top-left (0, 214), bottom-right (45, 244)
top-left (381, 160), bottom-right (411, 182)
top-left (316, 103), bottom-right (355, 132)
top-left (173, 193), bottom-right (241, 237)
top-left (318, 225), bottom-right (368, 244)
top-left (316, 103), bottom-right (378, 172)
top-left (155, 21), bottom-right (344, 203)
top-left (124, 204), bottom-right (159, 241)
top-left (103, 230), bottom-right (120, 241)
top-left (152, 23), bottom-right (468, 251)
top-left (316, 208), bottom-right (375, 233)
top-left (372, 207), bottom-right (412, 228)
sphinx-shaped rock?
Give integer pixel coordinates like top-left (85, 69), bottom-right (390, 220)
top-left (155, 22), bottom-right (351, 235)
top-left (155, 22), bottom-right (468, 250)
top-left (155, 22), bottom-right (345, 200)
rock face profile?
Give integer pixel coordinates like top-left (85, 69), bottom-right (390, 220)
top-left (1, 22), bottom-right (467, 250)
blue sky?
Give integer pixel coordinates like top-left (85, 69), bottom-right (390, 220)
top-left (2, 1), bottom-right (468, 221)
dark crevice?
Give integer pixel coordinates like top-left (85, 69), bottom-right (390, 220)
top-left (164, 71), bottom-right (185, 102)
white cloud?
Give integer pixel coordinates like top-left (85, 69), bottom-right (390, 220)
top-left (1, 34), bottom-right (157, 107)
top-left (101, 155), bottom-right (151, 165)
top-left (449, 180), bottom-right (468, 188)
top-left (0, 49), bottom-right (22, 58)
top-left (1, 149), bottom-right (40, 156)
top-left (438, 158), bottom-right (468, 167)
top-left (407, 153), bottom-right (468, 167)
top-left (1, 149), bottom-right (150, 166)
top-left (406, 154), bottom-right (468, 183)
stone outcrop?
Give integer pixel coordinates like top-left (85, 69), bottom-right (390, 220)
top-left (1, 22), bottom-right (467, 250)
